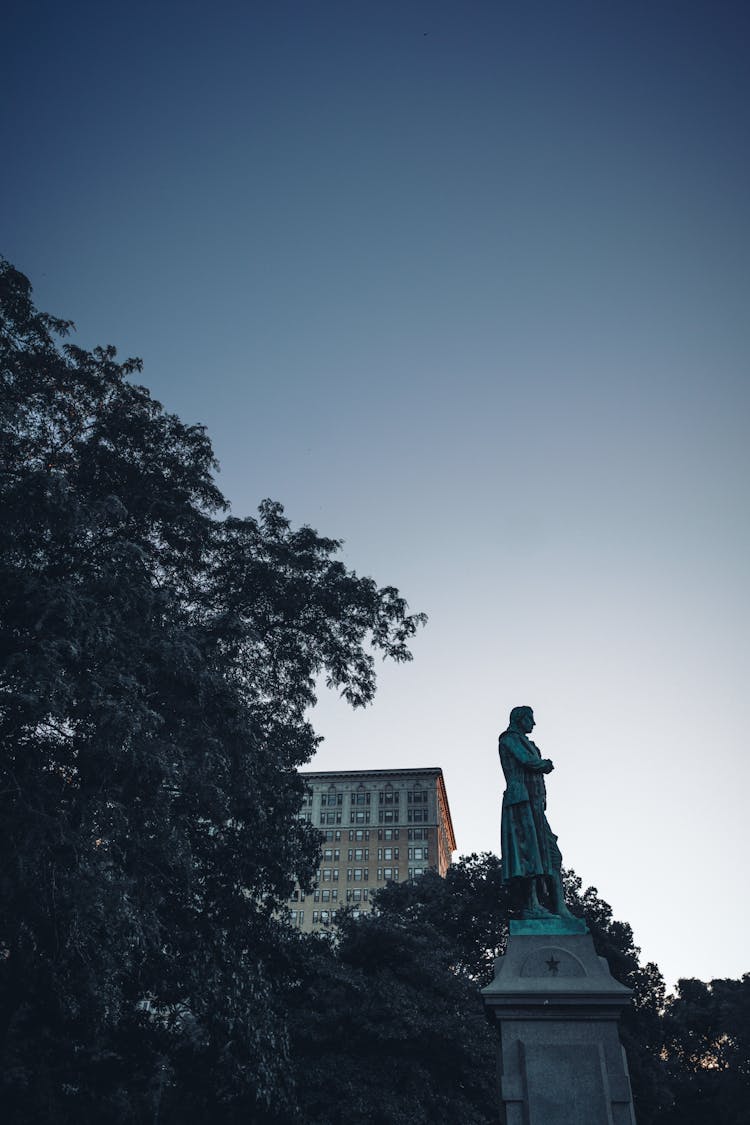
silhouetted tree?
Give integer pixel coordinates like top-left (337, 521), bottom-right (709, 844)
top-left (375, 851), bottom-right (510, 984)
top-left (0, 259), bottom-right (424, 1123)
top-left (660, 974), bottom-right (750, 1125)
top-left (272, 911), bottom-right (498, 1125)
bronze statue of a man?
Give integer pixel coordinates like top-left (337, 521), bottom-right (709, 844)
top-left (499, 706), bottom-right (572, 919)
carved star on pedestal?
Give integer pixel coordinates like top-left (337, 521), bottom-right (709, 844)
top-left (546, 955), bottom-right (560, 976)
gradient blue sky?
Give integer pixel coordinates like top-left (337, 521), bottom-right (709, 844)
top-left (4, 1), bottom-right (749, 988)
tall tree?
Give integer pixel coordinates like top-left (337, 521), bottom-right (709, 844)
top-left (0, 259), bottom-right (425, 1123)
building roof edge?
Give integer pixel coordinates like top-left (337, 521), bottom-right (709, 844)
top-left (300, 767), bottom-right (446, 778)
top-left (299, 767), bottom-right (457, 852)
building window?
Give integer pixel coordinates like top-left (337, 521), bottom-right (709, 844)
top-left (351, 786), bottom-right (370, 806)
top-left (347, 848), bottom-right (369, 861)
top-left (379, 784), bottom-right (399, 805)
top-left (378, 828), bottom-right (400, 841)
top-left (379, 809), bottom-right (396, 824)
top-left (350, 810), bottom-right (370, 824)
top-left (408, 808), bottom-right (428, 823)
top-left (408, 846), bottom-right (428, 861)
top-left (321, 786), bottom-right (343, 807)
top-left (349, 829), bottom-right (370, 842)
top-left (377, 847), bottom-right (399, 861)
top-left (408, 827), bottom-right (427, 841)
top-left (408, 867), bottom-right (425, 879)
top-left (320, 810), bottom-right (342, 825)
top-left (377, 867), bottom-right (399, 882)
top-left (407, 785), bottom-right (428, 805)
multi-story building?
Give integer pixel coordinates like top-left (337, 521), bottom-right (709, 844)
top-left (286, 767), bottom-right (456, 933)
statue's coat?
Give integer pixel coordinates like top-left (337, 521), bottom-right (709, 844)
top-left (498, 729), bottom-right (563, 882)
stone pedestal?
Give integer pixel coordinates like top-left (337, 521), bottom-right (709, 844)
top-left (482, 922), bottom-right (637, 1124)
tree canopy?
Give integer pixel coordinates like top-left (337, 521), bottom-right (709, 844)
top-left (0, 259), bottom-right (425, 1122)
top-left (272, 911), bottom-right (498, 1125)
top-left (661, 974), bottom-right (750, 1125)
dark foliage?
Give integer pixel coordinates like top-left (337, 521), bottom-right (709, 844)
top-left (0, 259), bottom-right (424, 1123)
top-left (272, 912), bottom-right (498, 1125)
top-left (660, 974), bottom-right (750, 1125)
top-left (375, 851), bottom-right (510, 985)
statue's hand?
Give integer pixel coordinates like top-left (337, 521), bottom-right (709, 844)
top-left (540, 758), bottom-right (554, 773)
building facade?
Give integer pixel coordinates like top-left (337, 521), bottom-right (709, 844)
top-left (286, 767), bottom-right (456, 933)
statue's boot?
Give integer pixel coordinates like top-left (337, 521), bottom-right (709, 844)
top-left (550, 873), bottom-right (575, 918)
top-left (525, 903), bottom-right (554, 919)
top-left (526, 881), bottom-right (554, 918)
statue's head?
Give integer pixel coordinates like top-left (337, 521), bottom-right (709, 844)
top-left (509, 705), bottom-right (534, 733)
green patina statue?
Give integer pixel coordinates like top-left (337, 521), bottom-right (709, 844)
top-left (498, 706), bottom-right (574, 920)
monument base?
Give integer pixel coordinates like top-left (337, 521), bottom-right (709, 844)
top-left (482, 931), bottom-right (637, 1125)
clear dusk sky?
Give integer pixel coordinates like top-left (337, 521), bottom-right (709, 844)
top-left (3, 1), bottom-right (749, 989)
